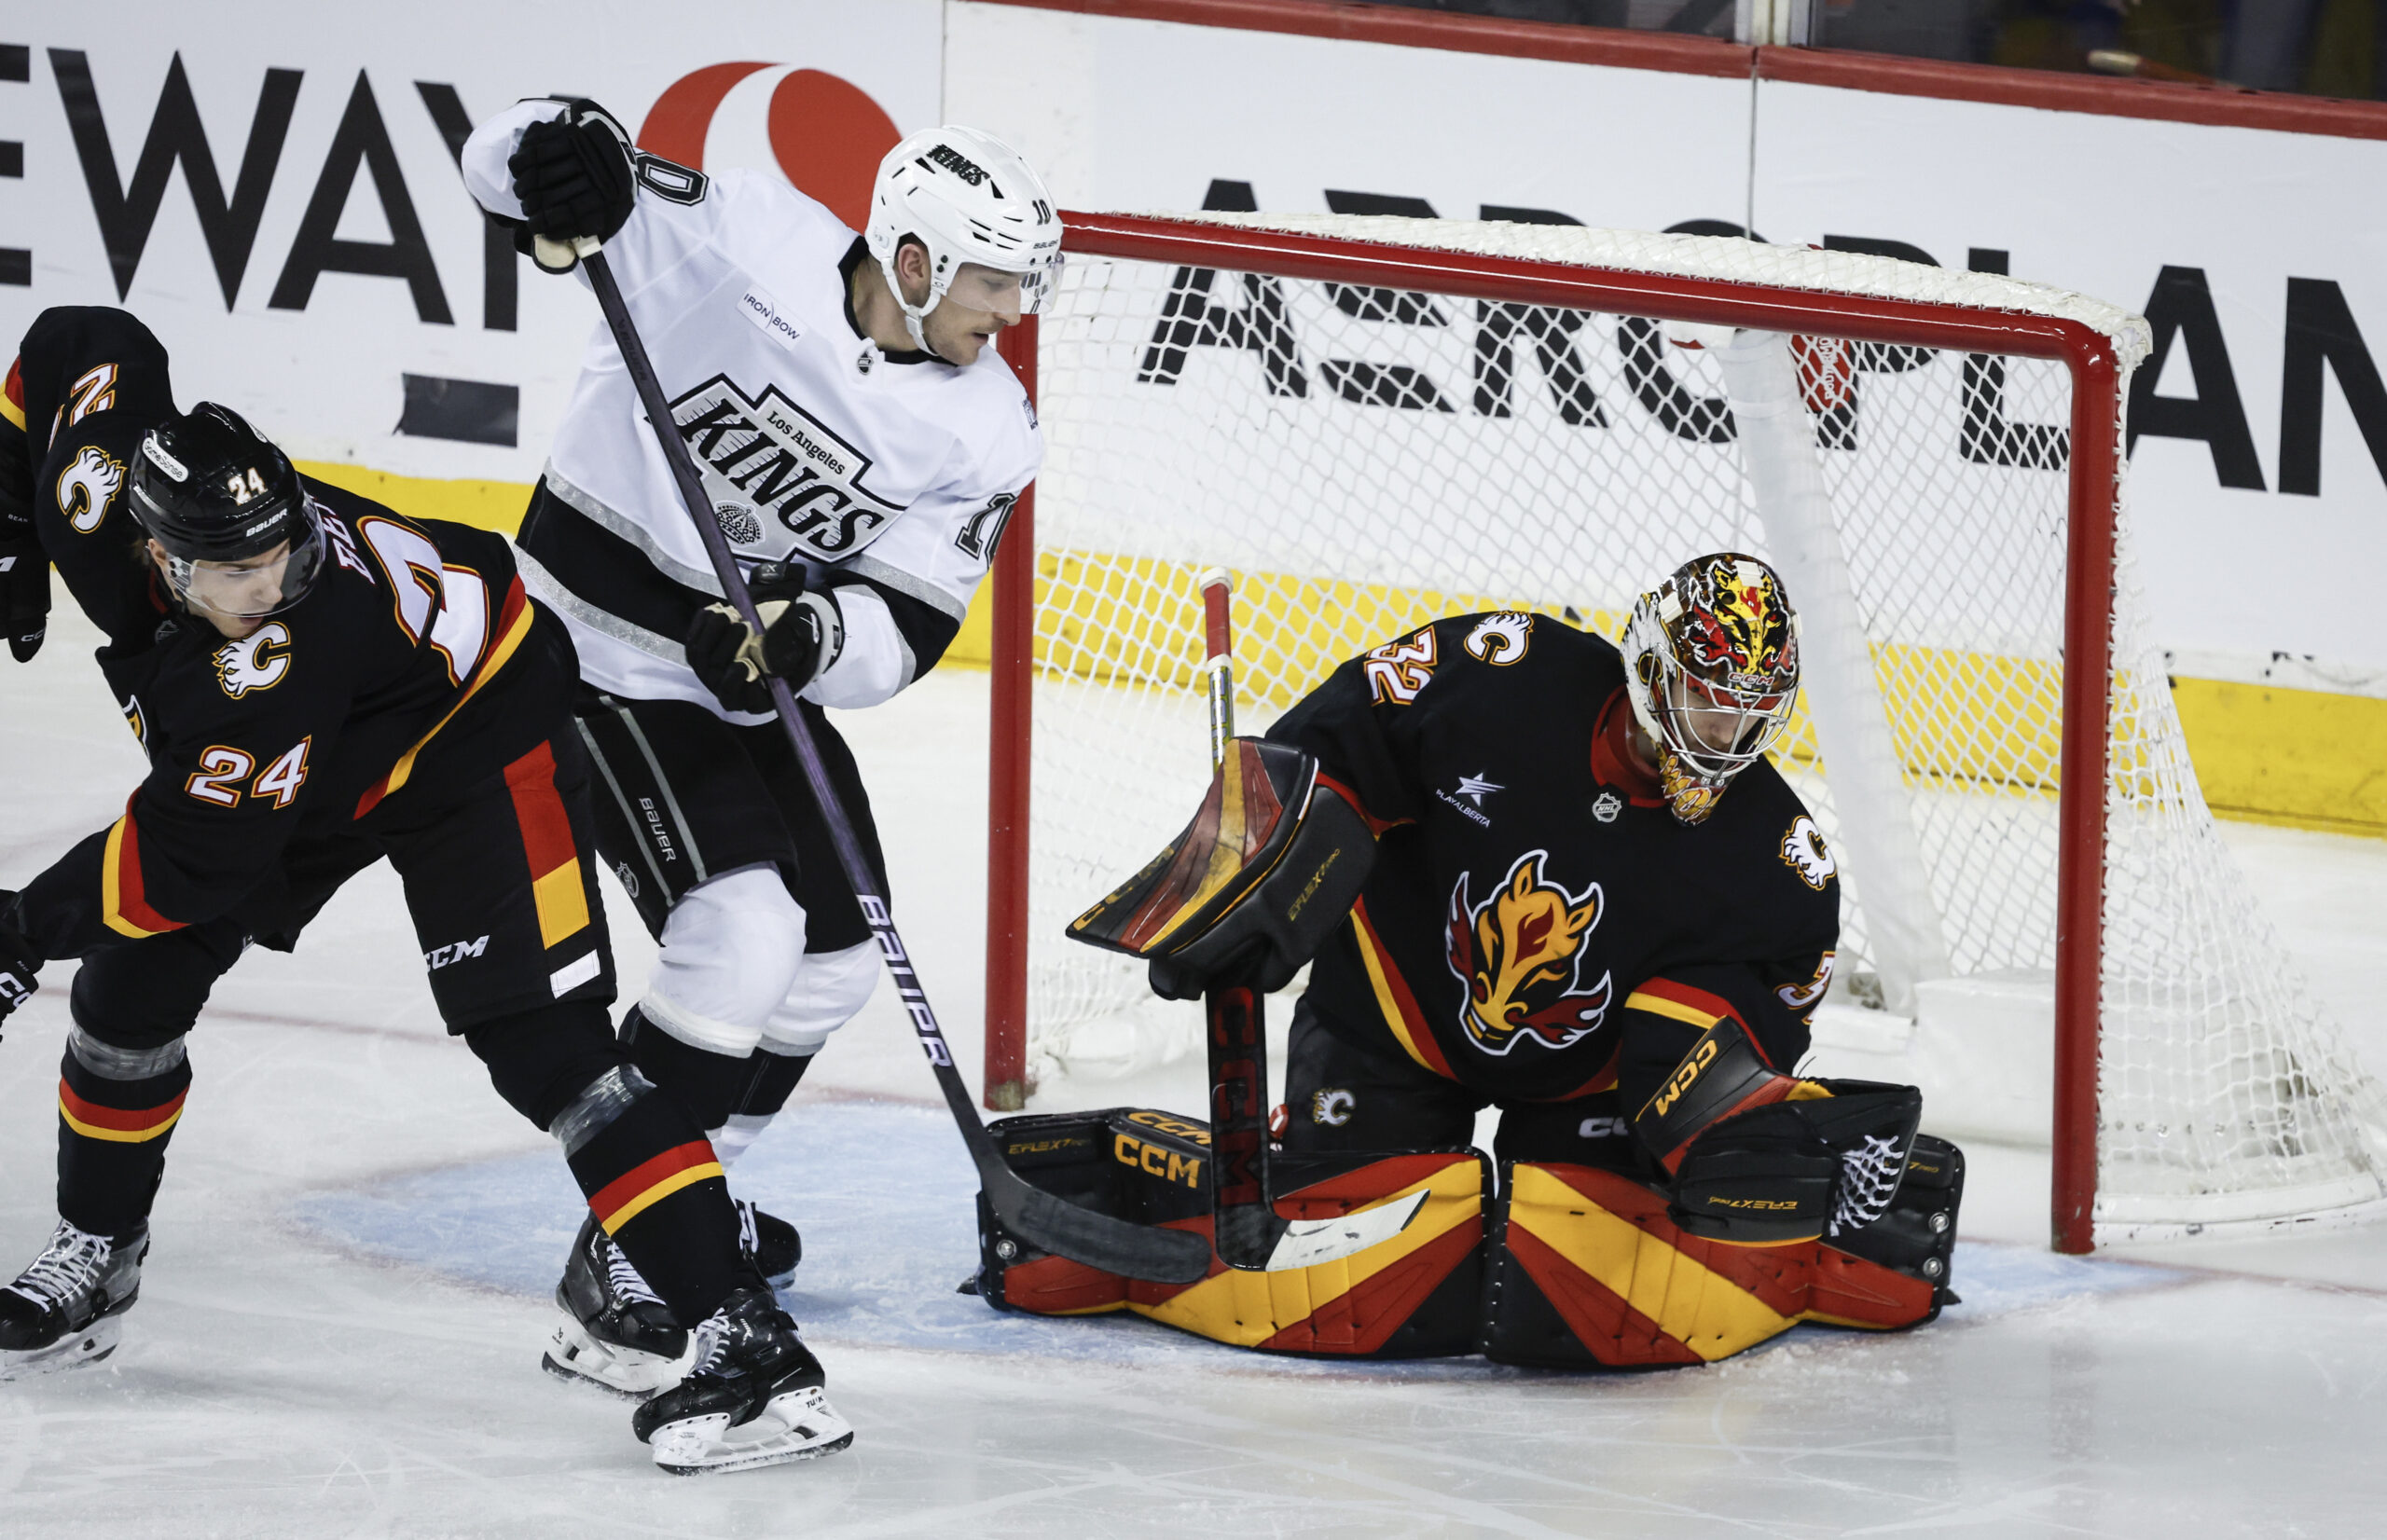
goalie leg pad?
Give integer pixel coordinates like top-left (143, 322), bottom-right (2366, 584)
top-left (1481, 1161), bottom-right (1942, 1369)
top-left (974, 1108), bottom-right (1487, 1358)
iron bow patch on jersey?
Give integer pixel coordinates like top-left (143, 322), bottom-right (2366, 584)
top-left (669, 375), bottom-right (909, 561)
top-left (1444, 851), bottom-right (1614, 1055)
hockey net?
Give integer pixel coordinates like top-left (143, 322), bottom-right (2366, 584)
top-left (983, 211), bottom-right (2386, 1248)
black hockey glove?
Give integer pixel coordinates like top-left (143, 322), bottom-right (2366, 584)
top-left (508, 100), bottom-right (636, 250)
top-left (0, 893), bottom-right (40, 1034)
top-left (683, 564), bottom-right (844, 715)
top-left (0, 525), bottom-right (48, 663)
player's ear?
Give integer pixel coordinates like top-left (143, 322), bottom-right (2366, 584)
top-left (895, 238), bottom-right (932, 304)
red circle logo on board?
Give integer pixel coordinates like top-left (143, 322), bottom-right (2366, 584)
top-left (637, 63), bottom-right (903, 231)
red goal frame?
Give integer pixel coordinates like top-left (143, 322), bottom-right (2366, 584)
top-left (984, 211), bottom-right (2126, 1255)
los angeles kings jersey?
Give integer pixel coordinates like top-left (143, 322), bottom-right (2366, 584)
top-left (462, 101), bottom-right (1042, 722)
top-left (1267, 612), bottom-right (1841, 1105)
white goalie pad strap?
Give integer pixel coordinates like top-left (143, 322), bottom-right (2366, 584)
top-left (759, 940), bottom-right (877, 1054)
top-left (640, 867), bottom-right (808, 1056)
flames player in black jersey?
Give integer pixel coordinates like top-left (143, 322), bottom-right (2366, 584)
top-left (0, 308), bottom-right (849, 1470)
top-left (1048, 554), bottom-right (1963, 1366)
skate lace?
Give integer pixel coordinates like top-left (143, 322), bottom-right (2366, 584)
top-left (603, 1238), bottom-right (666, 1307)
top-left (5, 1222), bottom-right (112, 1309)
top-left (689, 1312), bottom-right (738, 1377)
top-left (1829, 1134), bottom-right (1909, 1237)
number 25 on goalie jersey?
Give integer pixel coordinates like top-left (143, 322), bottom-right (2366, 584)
top-left (12, 488), bottom-right (545, 960)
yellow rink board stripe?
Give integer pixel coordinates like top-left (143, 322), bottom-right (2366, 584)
top-left (296, 463), bottom-right (2382, 840)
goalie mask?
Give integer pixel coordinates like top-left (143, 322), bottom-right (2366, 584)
top-left (1620, 553), bottom-right (1801, 826)
top-left (865, 125), bottom-right (1063, 359)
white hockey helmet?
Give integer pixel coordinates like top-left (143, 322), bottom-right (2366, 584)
top-left (865, 125), bottom-right (1062, 353)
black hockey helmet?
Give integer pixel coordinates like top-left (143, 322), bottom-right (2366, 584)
top-left (129, 402), bottom-right (325, 620)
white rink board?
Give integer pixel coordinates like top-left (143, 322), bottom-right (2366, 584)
top-left (1754, 80), bottom-right (2387, 675)
top-left (0, 3), bottom-right (945, 481)
top-left (948, 1), bottom-right (2387, 678)
top-left (1, 5), bottom-right (2381, 673)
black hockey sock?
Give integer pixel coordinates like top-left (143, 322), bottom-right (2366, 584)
top-left (55, 1031), bottom-right (191, 1241)
top-left (713, 1046), bottom-right (813, 1168)
top-left (564, 1078), bottom-right (747, 1322)
top-left (621, 1006), bottom-right (764, 1132)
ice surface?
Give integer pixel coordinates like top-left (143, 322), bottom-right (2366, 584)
top-left (4, 606), bottom-right (2386, 1536)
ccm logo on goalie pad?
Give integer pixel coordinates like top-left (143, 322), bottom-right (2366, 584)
top-left (1114, 1133), bottom-right (1205, 1189)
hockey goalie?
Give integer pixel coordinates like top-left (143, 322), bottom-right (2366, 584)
top-left (973, 554), bottom-right (1965, 1367)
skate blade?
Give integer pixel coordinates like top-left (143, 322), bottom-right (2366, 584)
top-left (541, 1316), bottom-right (694, 1401)
top-left (651, 1386), bottom-right (855, 1475)
top-left (0, 1313), bottom-right (123, 1382)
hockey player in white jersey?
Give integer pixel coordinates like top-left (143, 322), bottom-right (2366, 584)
top-left (463, 100), bottom-right (1051, 1426)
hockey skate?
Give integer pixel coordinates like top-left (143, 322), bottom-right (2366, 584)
top-left (0, 1220), bottom-right (148, 1381)
top-left (542, 1213), bottom-right (697, 1398)
top-left (632, 1286), bottom-right (852, 1474)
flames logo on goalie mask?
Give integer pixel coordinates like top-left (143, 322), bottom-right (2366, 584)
top-left (1444, 851), bottom-right (1613, 1054)
top-left (1677, 556), bottom-right (1796, 693)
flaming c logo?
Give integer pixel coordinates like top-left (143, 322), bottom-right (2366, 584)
top-left (638, 63), bottom-right (904, 229)
top-left (1443, 851), bottom-right (1613, 1055)
top-left (1680, 557), bottom-right (1795, 691)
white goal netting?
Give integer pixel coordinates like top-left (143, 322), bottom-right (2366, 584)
top-left (1007, 213), bottom-right (2384, 1236)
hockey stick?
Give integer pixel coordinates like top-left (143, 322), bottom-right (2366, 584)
top-left (1195, 572), bottom-right (1428, 1272)
top-left (562, 237), bottom-right (1210, 1286)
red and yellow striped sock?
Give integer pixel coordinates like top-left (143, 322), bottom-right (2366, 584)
top-left (57, 1037), bottom-right (191, 1239)
top-left (563, 1084), bottom-right (743, 1320)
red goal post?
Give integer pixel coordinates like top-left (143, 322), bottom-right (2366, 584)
top-left (981, 210), bottom-right (2380, 1254)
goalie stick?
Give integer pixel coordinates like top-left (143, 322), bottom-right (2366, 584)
top-left (1196, 572), bottom-right (1428, 1272)
top-left (550, 231), bottom-right (1210, 1287)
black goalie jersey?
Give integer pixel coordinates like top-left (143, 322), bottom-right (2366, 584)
top-left (1266, 612), bottom-right (1841, 1105)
